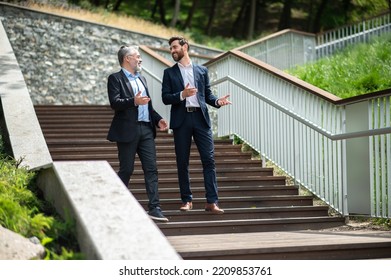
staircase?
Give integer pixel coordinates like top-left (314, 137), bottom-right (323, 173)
top-left (34, 104), bottom-right (391, 260)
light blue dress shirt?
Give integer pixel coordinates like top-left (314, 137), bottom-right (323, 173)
top-left (122, 68), bottom-right (150, 122)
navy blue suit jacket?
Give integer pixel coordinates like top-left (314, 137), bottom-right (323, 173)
top-left (161, 63), bottom-right (220, 129)
top-left (107, 69), bottom-right (162, 142)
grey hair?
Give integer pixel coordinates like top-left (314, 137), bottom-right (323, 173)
top-left (118, 45), bottom-right (139, 66)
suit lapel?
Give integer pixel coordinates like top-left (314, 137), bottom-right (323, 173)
top-left (120, 70), bottom-right (135, 97)
top-left (173, 64), bottom-right (185, 89)
top-left (192, 64), bottom-right (200, 90)
top-left (138, 76), bottom-right (150, 97)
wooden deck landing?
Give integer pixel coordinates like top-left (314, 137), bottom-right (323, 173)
top-left (167, 230), bottom-right (391, 260)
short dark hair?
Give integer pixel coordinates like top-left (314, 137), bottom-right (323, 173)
top-left (168, 36), bottom-right (190, 51)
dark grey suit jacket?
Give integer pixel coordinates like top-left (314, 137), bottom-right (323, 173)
top-left (107, 69), bottom-right (162, 142)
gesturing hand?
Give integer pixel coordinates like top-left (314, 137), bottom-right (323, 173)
top-left (134, 91), bottom-right (150, 105)
top-left (182, 83), bottom-right (197, 98)
top-left (217, 94), bottom-right (232, 106)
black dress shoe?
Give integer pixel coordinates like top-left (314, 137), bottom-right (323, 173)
top-left (148, 207), bottom-right (169, 222)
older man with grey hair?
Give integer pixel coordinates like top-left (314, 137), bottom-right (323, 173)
top-left (107, 45), bottom-right (169, 222)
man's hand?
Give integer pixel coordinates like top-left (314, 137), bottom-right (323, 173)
top-left (182, 83), bottom-right (197, 98)
top-left (158, 119), bottom-right (169, 131)
top-left (217, 94), bottom-right (232, 106)
top-left (134, 91), bottom-right (150, 105)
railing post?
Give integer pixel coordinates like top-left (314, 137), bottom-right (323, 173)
top-left (344, 101), bottom-right (371, 215)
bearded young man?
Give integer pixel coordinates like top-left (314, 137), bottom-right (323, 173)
top-left (161, 36), bottom-right (231, 214)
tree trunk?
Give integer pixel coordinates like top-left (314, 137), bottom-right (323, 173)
top-left (342, 0), bottom-right (351, 23)
top-left (104, 0), bottom-right (110, 9)
top-left (153, 0), bottom-right (167, 26)
top-left (112, 0), bottom-right (123, 11)
top-left (306, 0), bottom-right (315, 32)
top-left (278, 0), bottom-right (292, 30)
top-left (247, 0), bottom-right (256, 40)
top-left (151, 0), bottom-right (157, 18)
top-left (206, 0), bottom-right (217, 36)
top-left (254, 0), bottom-right (268, 36)
top-left (184, 0), bottom-right (199, 29)
top-left (231, 0), bottom-right (247, 38)
top-left (312, 0), bottom-right (328, 33)
top-left (170, 0), bottom-right (181, 27)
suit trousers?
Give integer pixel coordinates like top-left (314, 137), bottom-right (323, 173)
top-left (116, 123), bottom-right (160, 210)
top-left (173, 109), bottom-right (219, 204)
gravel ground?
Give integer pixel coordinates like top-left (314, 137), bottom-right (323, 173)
top-left (322, 218), bottom-right (391, 232)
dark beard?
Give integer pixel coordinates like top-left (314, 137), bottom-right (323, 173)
top-left (173, 51), bottom-right (184, 62)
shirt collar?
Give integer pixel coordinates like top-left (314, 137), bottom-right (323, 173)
top-left (178, 61), bottom-right (193, 69)
top-left (122, 68), bottom-right (139, 80)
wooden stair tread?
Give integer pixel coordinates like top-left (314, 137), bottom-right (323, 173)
top-left (157, 217), bottom-right (345, 236)
top-left (132, 185), bottom-right (297, 192)
top-left (162, 205), bottom-right (329, 215)
top-left (48, 151), bottom-right (252, 159)
top-left (159, 216), bottom-right (345, 227)
top-left (140, 195), bottom-right (313, 202)
top-left (161, 206), bottom-right (329, 221)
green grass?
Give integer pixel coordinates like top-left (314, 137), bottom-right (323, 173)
top-left (0, 134), bottom-right (83, 260)
top-left (287, 34), bottom-right (391, 98)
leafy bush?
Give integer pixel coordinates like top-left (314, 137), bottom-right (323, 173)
top-left (0, 136), bottom-right (83, 259)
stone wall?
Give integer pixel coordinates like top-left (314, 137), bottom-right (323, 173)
top-left (0, 3), bottom-right (219, 105)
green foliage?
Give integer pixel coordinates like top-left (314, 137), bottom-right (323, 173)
top-left (373, 218), bottom-right (391, 229)
top-left (72, 0), bottom-right (94, 11)
top-left (348, 0), bottom-right (389, 21)
top-left (0, 152), bottom-right (83, 259)
top-left (287, 34), bottom-right (391, 98)
top-left (233, 135), bottom-right (243, 145)
top-left (0, 159), bottom-right (37, 204)
top-left (317, 0), bottom-right (388, 31)
top-left (0, 156), bottom-right (42, 235)
top-left (190, 34), bottom-right (248, 51)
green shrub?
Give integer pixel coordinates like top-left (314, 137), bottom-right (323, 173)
top-left (0, 152), bottom-right (83, 259)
